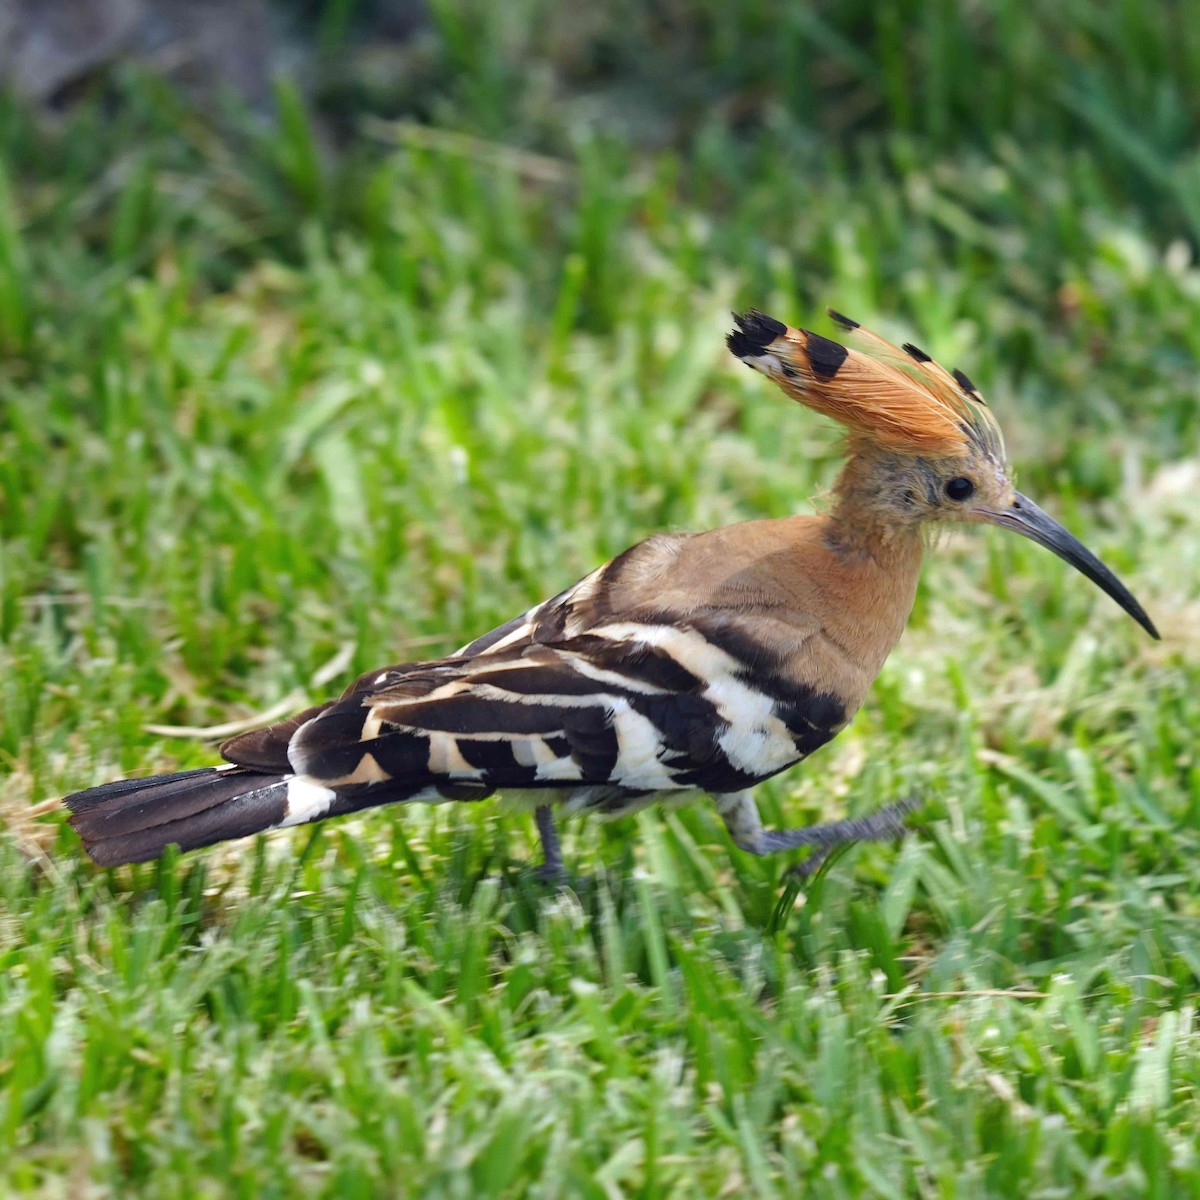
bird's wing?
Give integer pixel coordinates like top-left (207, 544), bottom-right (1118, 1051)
top-left (220, 616), bottom-right (845, 805)
top-left (221, 526), bottom-right (852, 804)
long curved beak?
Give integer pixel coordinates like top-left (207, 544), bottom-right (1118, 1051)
top-left (983, 493), bottom-right (1159, 639)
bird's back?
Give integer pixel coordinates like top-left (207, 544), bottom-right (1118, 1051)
top-left (220, 513), bottom-right (924, 811)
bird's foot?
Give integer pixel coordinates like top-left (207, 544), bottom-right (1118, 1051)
top-left (765, 796), bottom-right (921, 878)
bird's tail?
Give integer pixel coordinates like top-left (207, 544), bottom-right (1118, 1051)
top-left (64, 767), bottom-right (292, 867)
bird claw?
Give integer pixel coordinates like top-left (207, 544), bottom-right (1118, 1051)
top-left (772, 796), bottom-right (921, 880)
top-left (784, 848), bottom-right (835, 881)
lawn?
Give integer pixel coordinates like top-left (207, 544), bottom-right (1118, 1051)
top-left (2, 4), bottom-right (1199, 1195)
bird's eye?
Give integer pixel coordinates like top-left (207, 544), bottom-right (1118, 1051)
top-left (944, 476), bottom-right (975, 502)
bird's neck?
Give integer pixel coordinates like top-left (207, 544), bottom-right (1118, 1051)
top-left (824, 449), bottom-right (926, 561)
top-left (803, 452), bottom-right (926, 691)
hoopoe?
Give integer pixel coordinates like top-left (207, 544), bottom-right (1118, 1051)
top-left (63, 310), bottom-right (1158, 879)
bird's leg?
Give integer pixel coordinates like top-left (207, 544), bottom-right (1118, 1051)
top-left (534, 804), bottom-right (567, 883)
top-left (714, 792), bottom-right (918, 874)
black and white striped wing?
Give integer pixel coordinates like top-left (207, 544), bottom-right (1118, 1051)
top-left (285, 636), bottom-right (730, 808)
top-left (225, 621), bottom-right (845, 823)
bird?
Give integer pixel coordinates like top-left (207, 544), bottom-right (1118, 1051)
top-left (63, 308), bottom-right (1159, 880)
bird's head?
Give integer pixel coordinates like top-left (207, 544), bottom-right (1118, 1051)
top-left (728, 308), bottom-right (1159, 639)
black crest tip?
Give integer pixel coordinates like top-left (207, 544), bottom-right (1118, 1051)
top-left (726, 330), bottom-right (758, 359)
top-left (827, 309), bottom-right (860, 330)
top-left (728, 309), bottom-right (787, 358)
top-left (951, 367), bottom-right (978, 396)
top-left (902, 342), bottom-right (933, 363)
top-left (803, 330), bottom-right (849, 380)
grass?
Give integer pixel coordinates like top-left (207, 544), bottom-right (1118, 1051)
top-left (2, 7), bottom-right (1199, 1195)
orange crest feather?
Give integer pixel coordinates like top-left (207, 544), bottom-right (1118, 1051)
top-left (728, 309), bottom-right (1003, 459)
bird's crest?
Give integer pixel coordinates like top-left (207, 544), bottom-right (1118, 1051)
top-left (728, 309), bottom-right (1004, 459)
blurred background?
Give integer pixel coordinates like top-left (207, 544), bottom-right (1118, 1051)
top-left (1, 3), bottom-right (1198, 1196)
top-left (2, 0), bottom-right (1196, 682)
